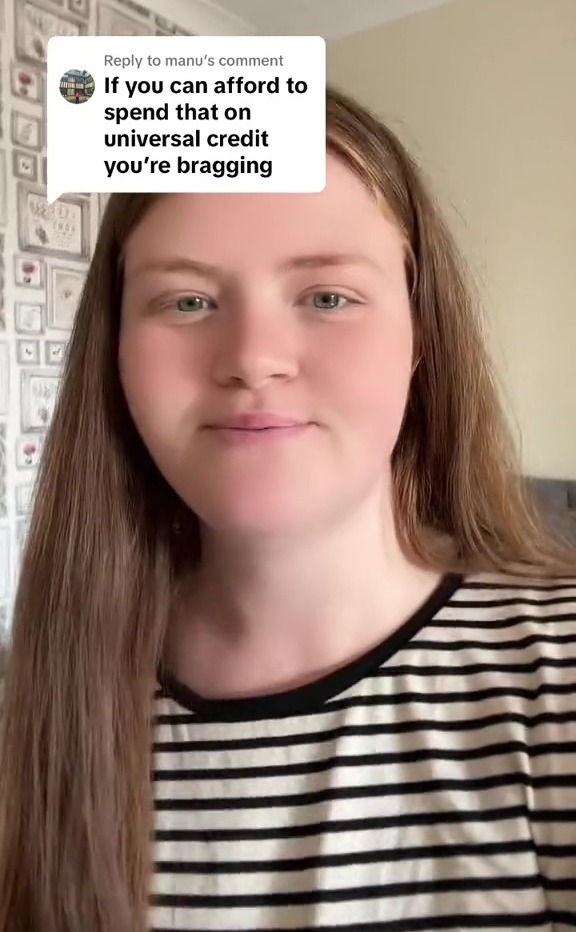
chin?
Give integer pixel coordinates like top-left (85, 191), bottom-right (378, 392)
top-left (195, 500), bottom-right (316, 538)
top-left (184, 478), bottom-right (330, 539)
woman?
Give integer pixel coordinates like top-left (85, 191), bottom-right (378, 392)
top-left (0, 85), bottom-right (574, 932)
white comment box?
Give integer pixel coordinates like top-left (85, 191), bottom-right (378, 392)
top-left (47, 35), bottom-right (326, 204)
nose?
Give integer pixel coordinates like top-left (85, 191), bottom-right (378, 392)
top-left (211, 296), bottom-right (300, 390)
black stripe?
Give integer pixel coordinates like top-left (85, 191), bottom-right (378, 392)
top-left (378, 658), bottom-right (576, 675)
top-left (151, 873), bottom-right (546, 909)
top-left (409, 632), bottom-right (576, 651)
top-left (154, 680), bottom-right (576, 734)
top-left (153, 805), bottom-right (576, 843)
top-left (461, 579), bottom-right (576, 591)
top-left (154, 771), bottom-right (576, 812)
top-left (153, 709), bottom-right (576, 753)
top-left (429, 613), bottom-right (576, 630)
top-left (152, 912), bottom-right (555, 932)
top-left (437, 597), bottom-right (576, 611)
top-left (154, 838), bottom-right (537, 874)
top-left (152, 739), bottom-right (576, 783)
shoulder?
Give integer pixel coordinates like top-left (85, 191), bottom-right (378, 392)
top-left (436, 570), bottom-right (576, 665)
top-left (452, 571), bottom-right (576, 623)
top-left (444, 570), bottom-right (576, 679)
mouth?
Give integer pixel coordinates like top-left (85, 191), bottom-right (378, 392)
top-left (207, 413), bottom-right (312, 431)
top-left (205, 423), bottom-right (313, 445)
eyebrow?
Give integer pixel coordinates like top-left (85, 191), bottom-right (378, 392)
top-left (124, 252), bottom-right (383, 282)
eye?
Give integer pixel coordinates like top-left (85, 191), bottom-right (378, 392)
top-left (174, 295), bottom-right (213, 314)
top-left (305, 291), bottom-right (356, 312)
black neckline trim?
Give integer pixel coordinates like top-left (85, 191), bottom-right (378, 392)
top-left (157, 573), bottom-right (463, 723)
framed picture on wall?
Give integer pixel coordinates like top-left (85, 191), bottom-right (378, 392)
top-left (0, 527), bottom-right (9, 601)
top-left (154, 14), bottom-right (175, 35)
top-left (11, 62), bottom-right (44, 102)
top-left (154, 14), bottom-right (189, 36)
top-left (0, 423), bottom-right (6, 519)
top-left (0, 342), bottom-right (8, 415)
top-left (11, 111), bottom-right (42, 151)
top-left (45, 339), bottom-right (67, 366)
top-left (47, 264), bottom-right (85, 331)
top-left (98, 192), bottom-right (110, 221)
top-left (17, 183), bottom-right (91, 260)
top-left (14, 253), bottom-right (45, 288)
top-left (15, 1), bottom-right (86, 66)
top-left (12, 148), bottom-right (38, 182)
top-left (20, 369), bottom-right (60, 432)
top-left (15, 483), bottom-right (34, 516)
top-left (67, 0), bottom-right (90, 18)
top-left (17, 519), bottom-right (30, 559)
top-left (97, 1), bottom-right (153, 35)
top-left (15, 434), bottom-right (44, 469)
top-left (0, 151), bottom-right (6, 227)
top-left (116, 0), bottom-right (150, 18)
top-left (17, 338), bottom-right (41, 365)
top-left (14, 301), bottom-right (44, 334)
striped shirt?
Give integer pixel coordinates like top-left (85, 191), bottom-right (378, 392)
top-left (151, 572), bottom-right (576, 931)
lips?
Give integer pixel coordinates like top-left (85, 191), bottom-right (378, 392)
top-left (208, 413), bottom-right (309, 431)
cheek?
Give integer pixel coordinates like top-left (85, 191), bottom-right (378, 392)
top-left (118, 326), bottom-right (204, 437)
top-left (313, 317), bottom-right (414, 451)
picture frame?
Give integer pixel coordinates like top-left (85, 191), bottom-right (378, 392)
top-left (11, 62), bottom-right (44, 102)
top-left (17, 338), bottom-right (41, 365)
top-left (15, 0), bottom-right (86, 67)
top-left (0, 342), bottom-right (8, 415)
top-left (12, 147), bottom-right (38, 182)
top-left (17, 518), bottom-right (31, 559)
top-left (110, 0), bottom-right (150, 21)
top-left (14, 301), bottom-right (44, 334)
top-left (154, 14), bottom-right (188, 36)
top-left (14, 253), bottom-right (45, 288)
top-left (11, 110), bottom-right (42, 151)
top-left (0, 527), bottom-right (9, 601)
top-left (0, 605), bottom-right (8, 645)
top-left (15, 434), bottom-right (44, 469)
top-left (15, 483), bottom-right (34, 517)
top-left (154, 14), bottom-right (175, 34)
top-left (47, 264), bottom-right (85, 330)
top-left (20, 369), bottom-right (60, 432)
top-left (17, 183), bottom-right (91, 260)
top-left (0, 423), bottom-right (6, 519)
top-left (0, 234), bottom-right (4, 333)
top-left (45, 339), bottom-right (67, 366)
top-left (0, 151), bottom-right (6, 227)
top-left (67, 0), bottom-right (90, 17)
top-left (98, 192), bottom-right (109, 221)
top-left (97, 2), bottom-right (153, 36)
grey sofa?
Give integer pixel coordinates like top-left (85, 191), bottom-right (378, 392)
top-left (527, 477), bottom-right (576, 545)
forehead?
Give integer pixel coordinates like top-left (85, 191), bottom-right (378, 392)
top-left (122, 154), bottom-right (404, 272)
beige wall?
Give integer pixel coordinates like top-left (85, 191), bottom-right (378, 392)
top-left (328, 0), bottom-right (576, 479)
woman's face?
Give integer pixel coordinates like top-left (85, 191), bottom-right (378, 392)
top-left (119, 154), bottom-right (415, 537)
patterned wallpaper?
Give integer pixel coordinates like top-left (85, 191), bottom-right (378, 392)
top-left (0, 0), bottom-right (190, 641)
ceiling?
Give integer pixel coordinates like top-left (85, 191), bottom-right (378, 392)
top-left (200, 0), bottom-right (457, 40)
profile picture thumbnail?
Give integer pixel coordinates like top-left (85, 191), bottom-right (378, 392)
top-left (59, 69), bottom-right (95, 104)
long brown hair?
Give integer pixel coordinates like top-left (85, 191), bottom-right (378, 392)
top-left (0, 84), bottom-right (573, 932)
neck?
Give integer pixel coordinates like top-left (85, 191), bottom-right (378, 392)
top-left (165, 490), bottom-right (443, 699)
